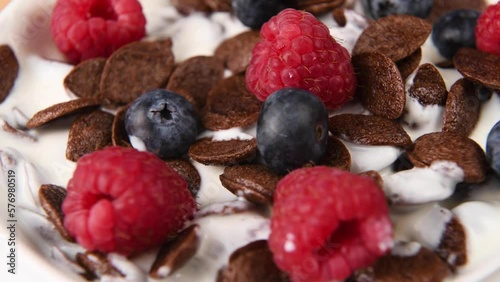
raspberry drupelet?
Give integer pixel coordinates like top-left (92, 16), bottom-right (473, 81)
top-left (269, 166), bottom-right (393, 282)
top-left (62, 146), bottom-right (197, 256)
top-left (476, 2), bottom-right (500, 55)
top-left (246, 8), bottom-right (357, 110)
top-left (50, 0), bottom-right (146, 64)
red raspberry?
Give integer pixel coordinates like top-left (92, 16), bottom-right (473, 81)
top-left (245, 8), bottom-right (356, 110)
top-left (269, 166), bottom-right (393, 282)
top-left (50, 0), bottom-right (146, 64)
top-left (62, 146), bottom-right (196, 256)
top-left (476, 2), bottom-right (500, 55)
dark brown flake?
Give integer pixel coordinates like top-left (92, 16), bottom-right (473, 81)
top-left (332, 8), bottom-right (347, 27)
top-left (165, 158), bottom-right (201, 197)
top-left (0, 45), bottom-right (19, 104)
top-left (189, 137), bottom-right (257, 166)
top-left (409, 63), bottom-right (448, 106)
top-left (295, 0), bottom-right (345, 15)
top-left (353, 15), bottom-right (432, 62)
top-left (442, 78), bottom-right (479, 136)
top-left (220, 164), bottom-right (281, 205)
top-left (202, 75), bottom-right (262, 130)
top-left (454, 48), bottom-right (500, 90)
top-left (217, 240), bottom-right (289, 282)
top-left (351, 52), bottom-right (405, 119)
top-left (436, 217), bottom-right (467, 269)
top-left (351, 243), bottom-right (450, 282)
top-left (166, 56), bottom-right (224, 111)
top-left (111, 105), bottom-right (132, 147)
top-left (427, 0), bottom-right (487, 23)
top-left (76, 252), bottom-right (124, 279)
top-left (64, 57), bottom-right (106, 99)
top-left (39, 184), bottom-right (74, 242)
top-left (171, 0), bottom-right (211, 14)
top-left (26, 98), bottom-right (101, 129)
top-left (66, 110), bottom-right (114, 162)
top-left (407, 132), bottom-right (488, 183)
top-left (204, 0), bottom-right (232, 12)
top-left (149, 225), bottom-right (200, 279)
top-left (329, 114), bottom-right (412, 147)
top-left (214, 31), bottom-right (261, 74)
top-left (316, 136), bottom-right (351, 171)
top-left (100, 39), bottom-right (175, 107)
top-left (396, 48), bottom-right (422, 81)
top-left (359, 170), bottom-right (383, 190)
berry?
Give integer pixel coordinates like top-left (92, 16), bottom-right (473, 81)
top-left (476, 2), bottom-right (500, 55)
top-left (232, 0), bottom-right (289, 29)
top-left (51, 0), bottom-right (146, 64)
top-left (125, 89), bottom-right (200, 159)
top-left (269, 166), bottom-right (393, 281)
top-left (432, 9), bottom-right (480, 59)
top-left (256, 88), bottom-right (329, 175)
top-left (246, 8), bottom-right (356, 110)
top-left (361, 0), bottom-right (434, 19)
top-left (62, 146), bottom-right (197, 256)
top-left (486, 120), bottom-right (500, 176)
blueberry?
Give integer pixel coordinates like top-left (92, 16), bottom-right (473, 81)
top-left (125, 89), bottom-right (199, 159)
top-left (256, 88), bottom-right (329, 174)
top-left (486, 120), bottom-right (500, 176)
top-left (475, 85), bottom-right (493, 102)
top-left (432, 9), bottom-right (480, 59)
top-left (361, 0), bottom-right (434, 19)
top-left (232, 0), bottom-right (289, 29)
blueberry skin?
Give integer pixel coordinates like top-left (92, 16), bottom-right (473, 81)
top-left (257, 88), bottom-right (329, 175)
top-left (487, 120), bottom-right (500, 176)
top-left (361, 0), bottom-right (434, 19)
top-left (232, 0), bottom-right (289, 29)
top-left (125, 89), bottom-right (200, 159)
top-left (432, 9), bottom-right (480, 59)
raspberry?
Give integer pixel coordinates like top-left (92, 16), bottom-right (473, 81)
top-left (269, 166), bottom-right (393, 282)
top-left (62, 146), bottom-right (196, 256)
top-left (50, 0), bottom-right (146, 64)
top-left (245, 8), bottom-right (357, 110)
top-left (476, 2), bottom-right (500, 55)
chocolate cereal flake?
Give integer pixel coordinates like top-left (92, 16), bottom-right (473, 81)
top-left (351, 52), bottom-right (405, 119)
top-left (26, 98), bottom-right (102, 129)
top-left (427, 0), bottom-right (487, 23)
top-left (149, 225), bottom-right (200, 279)
top-left (442, 78), bottom-right (479, 137)
top-left (396, 48), bottom-right (422, 81)
top-left (316, 136), bottom-right (351, 171)
top-left (66, 110), bottom-right (114, 162)
top-left (330, 114), bottom-right (411, 147)
top-left (171, 0), bottom-right (211, 14)
top-left (214, 31), bottom-right (261, 74)
top-left (76, 252), bottom-right (124, 279)
top-left (0, 45), bottom-right (19, 104)
top-left (409, 63), bottom-right (448, 106)
top-left (332, 8), bottom-right (347, 27)
top-left (295, 0), bottom-right (345, 15)
top-left (220, 164), bottom-right (281, 205)
top-left (407, 132), bottom-right (488, 183)
top-left (111, 105), bottom-right (132, 147)
top-left (436, 217), bottom-right (467, 269)
top-left (204, 0), bottom-right (232, 12)
top-left (351, 243), bottom-right (450, 282)
top-left (165, 158), bottom-right (201, 197)
top-left (166, 56), bottom-right (224, 111)
top-left (64, 57), bottom-right (106, 99)
top-left (39, 184), bottom-right (74, 242)
top-left (353, 15), bottom-right (432, 62)
top-left (189, 137), bottom-right (258, 166)
top-left (202, 75), bottom-right (262, 130)
top-left (100, 39), bottom-right (175, 107)
top-left (218, 240), bottom-right (289, 282)
top-left (454, 48), bottom-right (500, 90)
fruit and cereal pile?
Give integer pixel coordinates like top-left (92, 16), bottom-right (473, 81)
top-left (1, 0), bottom-right (500, 281)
